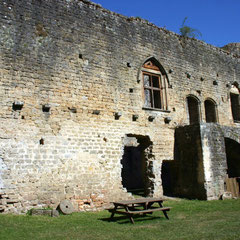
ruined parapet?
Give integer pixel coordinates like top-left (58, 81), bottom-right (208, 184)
top-left (221, 43), bottom-right (240, 58)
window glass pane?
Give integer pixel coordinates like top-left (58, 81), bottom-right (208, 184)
top-left (152, 75), bottom-right (160, 88)
top-left (153, 90), bottom-right (161, 109)
top-left (144, 89), bottom-right (152, 107)
top-left (144, 74), bottom-right (151, 87)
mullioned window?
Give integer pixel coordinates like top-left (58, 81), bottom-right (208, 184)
top-left (142, 60), bottom-right (168, 110)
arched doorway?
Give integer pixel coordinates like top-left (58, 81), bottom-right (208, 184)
top-left (224, 138), bottom-right (240, 198)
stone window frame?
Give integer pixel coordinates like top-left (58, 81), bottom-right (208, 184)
top-left (186, 94), bottom-right (201, 125)
top-left (204, 98), bottom-right (218, 123)
top-left (229, 83), bottom-right (240, 123)
top-left (138, 57), bottom-right (170, 112)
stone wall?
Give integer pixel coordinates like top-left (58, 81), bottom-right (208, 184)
top-left (200, 123), bottom-right (227, 200)
top-left (0, 0), bottom-right (240, 213)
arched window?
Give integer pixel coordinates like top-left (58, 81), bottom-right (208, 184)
top-left (187, 95), bottom-right (200, 125)
top-left (142, 59), bottom-right (168, 110)
top-left (204, 99), bottom-right (217, 123)
top-left (230, 85), bottom-right (240, 122)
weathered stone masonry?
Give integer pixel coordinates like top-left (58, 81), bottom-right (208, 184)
top-left (0, 0), bottom-right (240, 213)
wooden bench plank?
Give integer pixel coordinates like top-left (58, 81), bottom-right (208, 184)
top-left (110, 210), bottom-right (134, 215)
top-left (128, 207), bottom-right (171, 214)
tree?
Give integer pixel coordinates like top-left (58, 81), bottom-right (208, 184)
top-left (179, 17), bottom-right (202, 39)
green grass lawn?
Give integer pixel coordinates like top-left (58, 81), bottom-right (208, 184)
top-left (0, 199), bottom-right (240, 240)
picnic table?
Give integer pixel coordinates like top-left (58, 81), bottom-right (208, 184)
top-left (108, 197), bottom-right (171, 224)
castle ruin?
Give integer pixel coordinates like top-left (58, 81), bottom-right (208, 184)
top-left (0, 0), bottom-right (240, 213)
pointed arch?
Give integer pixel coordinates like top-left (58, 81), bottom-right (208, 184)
top-left (140, 57), bottom-right (170, 110)
top-left (137, 56), bottom-right (170, 87)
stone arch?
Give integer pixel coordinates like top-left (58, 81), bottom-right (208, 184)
top-left (137, 56), bottom-right (170, 87)
top-left (223, 130), bottom-right (240, 145)
top-left (186, 95), bottom-right (201, 124)
top-left (204, 98), bottom-right (218, 123)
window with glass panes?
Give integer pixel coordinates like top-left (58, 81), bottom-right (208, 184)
top-left (142, 61), bottom-right (167, 110)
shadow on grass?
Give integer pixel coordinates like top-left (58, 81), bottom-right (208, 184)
top-left (99, 214), bottom-right (165, 224)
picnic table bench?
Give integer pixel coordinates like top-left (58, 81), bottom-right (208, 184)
top-left (108, 197), bottom-right (171, 224)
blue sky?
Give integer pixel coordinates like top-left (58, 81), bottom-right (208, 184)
top-left (94, 0), bottom-right (240, 47)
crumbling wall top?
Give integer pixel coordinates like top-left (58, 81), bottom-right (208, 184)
top-left (74, 0), bottom-right (240, 60)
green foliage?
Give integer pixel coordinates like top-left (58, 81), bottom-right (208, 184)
top-left (179, 17), bottom-right (202, 39)
top-left (26, 208), bottom-right (34, 216)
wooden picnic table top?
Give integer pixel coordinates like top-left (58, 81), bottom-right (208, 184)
top-left (111, 197), bottom-right (164, 205)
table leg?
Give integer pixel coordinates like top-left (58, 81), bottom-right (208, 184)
top-left (110, 205), bottom-right (117, 220)
top-left (144, 202), bottom-right (147, 210)
top-left (159, 201), bottom-right (169, 220)
top-left (125, 206), bottom-right (135, 224)
top-left (145, 202), bottom-right (153, 215)
top-left (129, 214), bottom-right (135, 224)
top-left (147, 202), bottom-right (154, 209)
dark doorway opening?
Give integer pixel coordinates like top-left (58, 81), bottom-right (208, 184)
top-left (230, 93), bottom-right (240, 122)
top-left (161, 160), bottom-right (175, 197)
top-left (121, 135), bottom-right (154, 197)
top-left (225, 138), bottom-right (240, 198)
top-left (121, 146), bottom-right (144, 196)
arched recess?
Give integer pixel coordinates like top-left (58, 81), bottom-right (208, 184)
top-left (230, 83), bottom-right (240, 122)
top-left (225, 138), bottom-right (240, 177)
top-left (224, 138), bottom-right (240, 197)
top-left (138, 56), bottom-right (170, 110)
top-left (186, 95), bottom-right (201, 125)
top-left (204, 98), bottom-right (218, 123)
